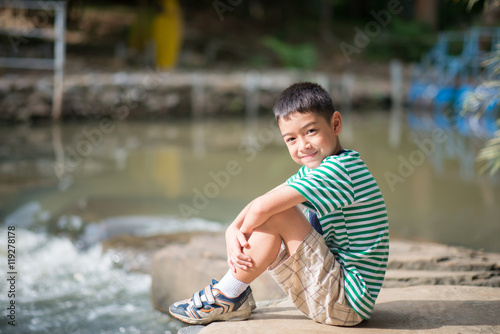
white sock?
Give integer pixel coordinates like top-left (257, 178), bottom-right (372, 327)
top-left (214, 270), bottom-right (250, 298)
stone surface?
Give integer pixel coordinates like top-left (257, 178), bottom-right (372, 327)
top-left (0, 70), bottom-right (392, 121)
top-left (198, 285), bottom-right (500, 334)
top-left (383, 239), bottom-right (500, 288)
top-left (178, 325), bottom-right (205, 334)
top-left (384, 269), bottom-right (500, 287)
top-left (387, 239), bottom-right (500, 272)
top-left (102, 232), bottom-right (212, 273)
top-left (149, 233), bottom-right (500, 333)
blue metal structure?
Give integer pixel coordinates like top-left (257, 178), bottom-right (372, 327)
top-left (407, 27), bottom-right (500, 138)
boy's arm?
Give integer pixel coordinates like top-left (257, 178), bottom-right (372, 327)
top-left (240, 185), bottom-right (306, 235)
top-left (225, 183), bottom-right (289, 271)
top-left (225, 200), bottom-right (252, 271)
top-left (227, 183), bottom-right (287, 231)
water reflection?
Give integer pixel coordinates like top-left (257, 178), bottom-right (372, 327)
top-left (383, 105), bottom-right (499, 251)
top-left (0, 111), bottom-right (499, 252)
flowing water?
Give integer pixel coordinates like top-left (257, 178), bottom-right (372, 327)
top-left (0, 110), bottom-right (499, 333)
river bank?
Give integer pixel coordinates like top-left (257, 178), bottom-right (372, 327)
top-left (0, 67), bottom-right (397, 122)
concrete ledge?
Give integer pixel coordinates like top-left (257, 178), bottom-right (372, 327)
top-left (146, 232), bottom-right (500, 333)
top-left (0, 69), bottom-right (391, 121)
top-left (196, 285), bottom-right (500, 334)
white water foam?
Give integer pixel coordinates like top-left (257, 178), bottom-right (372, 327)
top-left (0, 228), bottom-right (182, 334)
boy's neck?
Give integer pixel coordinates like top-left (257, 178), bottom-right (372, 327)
top-left (332, 144), bottom-right (345, 156)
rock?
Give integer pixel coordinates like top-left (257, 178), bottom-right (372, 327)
top-left (150, 233), bottom-right (287, 313)
top-left (102, 232), bottom-right (213, 273)
top-left (27, 92), bottom-right (51, 116)
top-left (0, 70), bottom-right (395, 121)
top-left (387, 239), bottom-right (500, 272)
top-left (384, 269), bottom-right (500, 287)
top-left (199, 285), bottom-right (500, 334)
top-left (384, 239), bottom-right (500, 288)
top-left (178, 325), bottom-right (205, 334)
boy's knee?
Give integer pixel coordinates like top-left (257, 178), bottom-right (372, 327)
top-left (275, 205), bottom-right (307, 223)
top-left (252, 217), bottom-right (277, 234)
top-left (257, 206), bottom-right (308, 232)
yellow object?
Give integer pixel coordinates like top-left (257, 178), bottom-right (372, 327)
top-left (153, 147), bottom-right (182, 198)
top-left (152, 0), bottom-right (183, 69)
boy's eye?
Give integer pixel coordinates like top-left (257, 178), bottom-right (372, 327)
top-left (307, 129), bottom-right (316, 134)
top-left (286, 137), bottom-right (295, 143)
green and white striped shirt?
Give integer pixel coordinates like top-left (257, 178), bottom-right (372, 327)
top-left (286, 149), bottom-right (389, 320)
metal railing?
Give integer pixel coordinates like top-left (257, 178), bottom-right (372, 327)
top-left (0, 0), bottom-right (66, 120)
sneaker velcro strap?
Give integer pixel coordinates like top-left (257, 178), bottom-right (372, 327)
top-left (204, 285), bottom-right (216, 305)
top-left (193, 291), bottom-right (203, 309)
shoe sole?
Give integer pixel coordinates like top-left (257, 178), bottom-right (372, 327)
top-left (169, 306), bottom-right (252, 325)
top-left (248, 293), bottom-right (256, 311)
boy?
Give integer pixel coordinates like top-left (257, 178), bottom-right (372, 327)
top-left (169, 82), bottom-right (389, 326)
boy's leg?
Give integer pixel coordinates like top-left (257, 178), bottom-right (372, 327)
top-left (169, 206), bottom-right (311, 325)
top-left (266, 217), bottom-right (364, 326)
top-left (232, 205), bottom-right (312, 284)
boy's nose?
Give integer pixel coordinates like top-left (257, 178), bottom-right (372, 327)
top-left (300, 139), bottom-right (311, 151)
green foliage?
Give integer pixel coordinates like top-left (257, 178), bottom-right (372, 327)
top-left (477, 122), bottom-right (500, 175)
top-left (262, 37), bottom-right (317, 69)
top-left (462, 47), bottom-right (500, 176)
top-left (366, 18), bottom-right (435, 61)
top-left (439, 0), bottom-right (484, 27)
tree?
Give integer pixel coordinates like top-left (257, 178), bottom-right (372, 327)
top-left (414, 0), bottom-right (439, 29)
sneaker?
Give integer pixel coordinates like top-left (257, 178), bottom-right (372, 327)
top-left (248, 290), bottom-right (256, 311)
top-left (169, 279), bottom-right (253, 325)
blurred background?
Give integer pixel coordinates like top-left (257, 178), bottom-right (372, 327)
top-left (0, 0), bottom-right (499, 333)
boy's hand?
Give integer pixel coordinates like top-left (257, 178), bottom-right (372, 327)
top-left (225, 225), bottom-right (253, 272)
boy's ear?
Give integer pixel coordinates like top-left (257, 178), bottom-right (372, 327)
top-left (330, 111), bottom-right (342, 135)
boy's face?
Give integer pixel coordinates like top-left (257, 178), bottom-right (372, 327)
top-left (278, 111), bottom-right (343, 169)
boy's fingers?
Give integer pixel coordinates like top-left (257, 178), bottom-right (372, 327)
top-left (236, 233), bottom-right (249, 248)
top-left (228, 255), bottom-right (252, 270)
top-left (235, 262), bottom-right (249, 270)
top-left (238, 253), bottom-right (252, 262)
top-left (237, 254), bottom-right (253, 267)
top-left (230, 261), bottom-right (237, 273)
top-left (229, 259), bottom-right (241, 272)
top-left (231, 254), bottom-right (248, 264)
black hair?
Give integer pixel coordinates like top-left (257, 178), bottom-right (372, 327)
top-left (273, 82), bottom-right (336, 122)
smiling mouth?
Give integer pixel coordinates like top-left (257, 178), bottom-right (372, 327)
top-left (302, 151), bottom-right (318, 159)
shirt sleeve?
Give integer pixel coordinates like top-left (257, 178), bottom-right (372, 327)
top-left (286, 165), bottom-right (306, 184)
top-left (286, 158), bottom-right (354, 217)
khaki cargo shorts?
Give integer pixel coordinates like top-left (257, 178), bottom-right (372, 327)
top-left (268, 228), bottom-right (364, 326)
